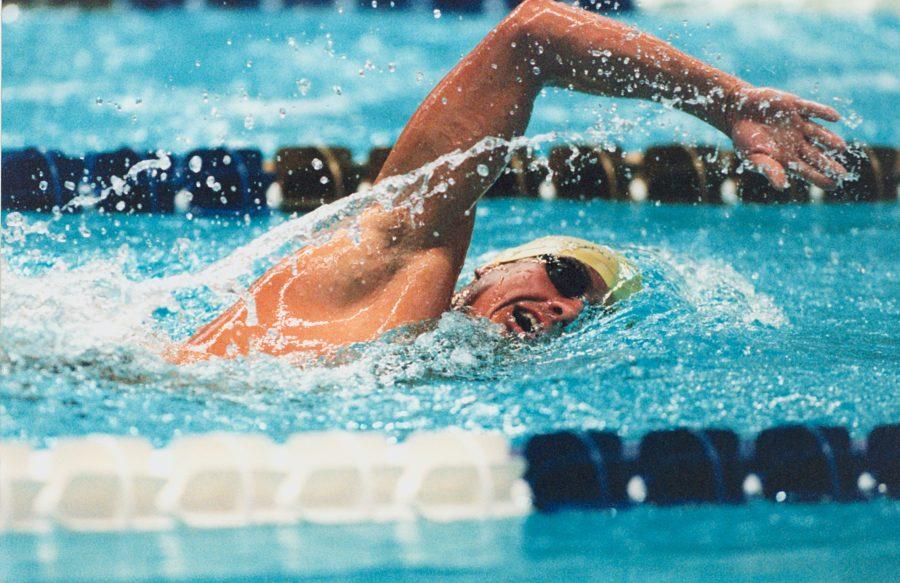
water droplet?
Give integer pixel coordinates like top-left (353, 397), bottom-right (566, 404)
top-left (110, 175), bottom-right (125, 194)
top-left (245, 59), bottom-right (253, 68)
top-left (415, 71), bottom-right (424, 84)
top-left (319, 176), bottom-right (330, 184)
top-left (95, 97), bottom-right (103, 105)
top-left (279, 108), bottom-right (286, 119)
top-left (476, 164), bottom-right (490, 177)
top-left (433, 8), bottom-right (441, 18)
top-left (296, 78), bottom-right (311, 96)
top-left (244, 115), bottom-right (254, 129)
top-left (388, 62), bottom-right (396, 73)
top-left (194, 60), bottom-right (201, 68)
top-left (332, 85), bottom-right (342, 95)
top-left (115, 200), bottom-right (126, 211)
top-left (38, 180), bottom-right (48, 191)
top-left (5, 212), bottom-right (24, 228)
top-left (189, 156), bottom-right (202, 173)
top-left (311, 158), bottom-right (324, 170)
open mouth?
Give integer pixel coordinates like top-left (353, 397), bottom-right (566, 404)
top-left (512, 306), bottom-right (541, 335)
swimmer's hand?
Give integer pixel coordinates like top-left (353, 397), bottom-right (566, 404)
top-left (727, 86), bottom-right (848, 190)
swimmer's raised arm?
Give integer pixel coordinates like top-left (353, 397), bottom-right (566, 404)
top-left (374, 0), bottom-right (847, 251)
top-left (175, 0), bottom-right (847, 360)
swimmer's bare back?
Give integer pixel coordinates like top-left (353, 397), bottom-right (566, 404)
top-left (171, 0), bottom-right (846, 362)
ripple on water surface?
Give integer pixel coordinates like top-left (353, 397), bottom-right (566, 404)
top-left (1, 199), bottom-right (897, 447)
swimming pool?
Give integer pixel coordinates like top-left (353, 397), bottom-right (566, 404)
top-left (2, 3), bottom-right (899, 582)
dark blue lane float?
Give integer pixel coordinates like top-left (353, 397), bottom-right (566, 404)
top-left (3, 144), bottom-right (897, 213)
top-left (642, 145), bottom-right (735, 204)
top-left (433, 0), bottom-right (484, 13)
top-left (357, 0), bottom-right (413, 9)
top-left (172, 148), bottom-right (271, 214)
top-left (85, 147), bottom-right (165, 213)
top-left (830, 146), bottom-right (899, 202)
top-left (129, 0), bottom-right (185, 8)
top-left (48, 151), bottom-right (88, 209)
top-left (548, 145), bottom-right (630, 201)
top-left (752, 425), bottom-right (860, 502)
top-left (274, 146), bottom-right (359, 212)
top-left (1, 148), bottom-right (64, 212)
top-left (483, 147), bottom-right (549, 198)
top-left (208, 0), bottom-right (260, 8)
top-left (522, 424), bottom-right (897, 511)
top-left (638, 428), bottom-right (743, 505)
top-left (524, 430), bottom-right (629, 511)
top-left (865, 424), bottom-right (899, 498)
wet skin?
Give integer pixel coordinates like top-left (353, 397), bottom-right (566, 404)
top-left (173, 0), bottom-right (847, 362)
top-left (454, 259), bottom-right (610, 337)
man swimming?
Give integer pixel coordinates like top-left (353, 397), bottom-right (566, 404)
top-left (173, 0), bottom-right (847, 362)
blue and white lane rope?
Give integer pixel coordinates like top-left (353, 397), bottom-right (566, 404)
top-left (1, 424), bottom-right (896, 532)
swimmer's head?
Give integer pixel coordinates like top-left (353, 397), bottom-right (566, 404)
top-left (451, 236), bottom-right (642, 337)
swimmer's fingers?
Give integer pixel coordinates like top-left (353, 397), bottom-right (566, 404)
top-left (799, 142), bottom-right (848, 182)
top-left (803, 121), bottom-right (847, 152)
top-left (797, 99), bottom-right (841, 122)
top-left (787, 159), bottom-right (837, 190)
top-left (748, 153), bottom-right (788, 190)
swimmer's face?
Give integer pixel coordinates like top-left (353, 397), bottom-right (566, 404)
top-left (453, 257), bottom-right (609, 337)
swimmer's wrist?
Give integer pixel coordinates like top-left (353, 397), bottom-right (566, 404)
top-left (719, 79), bottom-right (753, 134)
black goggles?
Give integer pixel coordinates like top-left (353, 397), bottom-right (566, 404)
top-left (539, 254), bottom-right (591, 299)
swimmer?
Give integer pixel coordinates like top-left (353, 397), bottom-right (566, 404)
top-left (172, 0), bottom-right (847, 361)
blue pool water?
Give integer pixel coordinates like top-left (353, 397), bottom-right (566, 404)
top-left (3, 201), bottom-right (899, 445)
top-left (2, 5), bottom-right (899, 582)
top-left (3, 504), bottom-right (899, 581)
top-left (2, 7), bottom-right (898, 156)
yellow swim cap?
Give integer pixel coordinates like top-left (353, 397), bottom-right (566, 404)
top-left (484, 236), bottom-right (642, 303)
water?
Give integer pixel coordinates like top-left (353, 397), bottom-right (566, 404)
top-left (3, 200), bottom-right (898, 445)
top-left (2, 8), bottom-right (898, 156)
top-left (2, 5), bottom-right (899, 582)
top-left (3, 504), bottom-right (899, 581)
